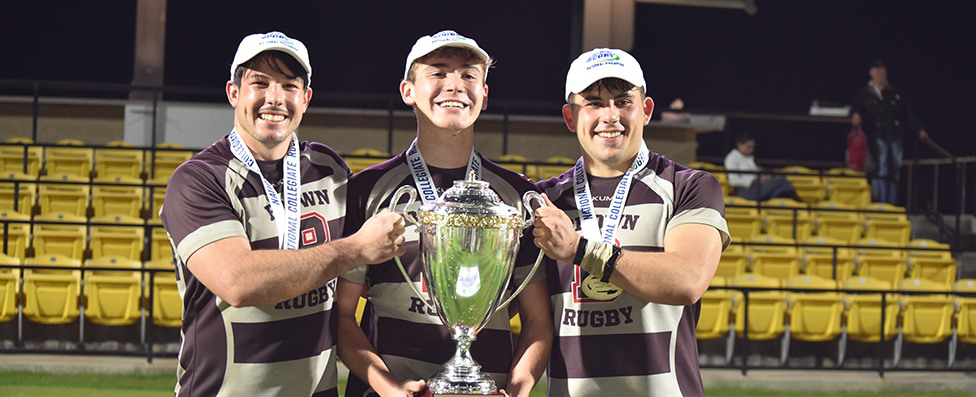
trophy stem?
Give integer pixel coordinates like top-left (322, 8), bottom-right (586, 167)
top-left (427, 326), bottom-right (497, 395)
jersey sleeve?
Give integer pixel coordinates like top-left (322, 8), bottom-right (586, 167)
top-left (339, 173), bottom-right (368, 285)
top-left (161, 160), bottom-right (246, 263)
top-left (668, 170), bottom-right (730, 250)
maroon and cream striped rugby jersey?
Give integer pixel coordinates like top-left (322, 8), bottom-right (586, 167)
top-left (340, 151), bottom-right (544, 397)
top-left (160, 136), bottom-right (349, 397)
top-left (536, 150), bottom-right (729, 397)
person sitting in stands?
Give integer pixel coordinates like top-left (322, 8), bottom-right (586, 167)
top-left (724, 133), bottom-right (797, 201)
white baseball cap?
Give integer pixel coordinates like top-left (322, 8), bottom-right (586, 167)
top-left (403, 30), bottom-right (490, 81)
top-left (565, 48), bottom-right (646, 101)
top-left (230, 31), bottom-right (312, 87)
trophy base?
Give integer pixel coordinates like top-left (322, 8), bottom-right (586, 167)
top-left (424, 372), bottom-right (499, 396)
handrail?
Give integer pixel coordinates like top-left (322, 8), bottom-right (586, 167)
top-left (921, 136), bottom-right (955, 162)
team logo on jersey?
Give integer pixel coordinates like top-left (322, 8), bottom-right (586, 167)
top-left (298, 212), bottom-right (330, 248)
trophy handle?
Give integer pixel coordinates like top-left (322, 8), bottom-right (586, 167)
top-left (493, 190), bottom-right (546, 313)
top-left (379, 185), bottom-right (431, 309)
top-left (520, 191), bottom-right (545, 230)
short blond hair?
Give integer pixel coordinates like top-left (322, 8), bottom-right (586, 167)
top-left (404, 46), bottom-right (494, 83)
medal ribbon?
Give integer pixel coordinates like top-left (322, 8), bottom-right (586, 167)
top-left (229, 129), bottom-right (302, 250)
top-left (405, 138), bottom-right (481, 205)
top-left (573, 141), bottom-right (650, 245)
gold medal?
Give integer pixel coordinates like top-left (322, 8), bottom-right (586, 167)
top-left (581, 275), bottom-right (623, 300)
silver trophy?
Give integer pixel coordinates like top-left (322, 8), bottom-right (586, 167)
top-left (382, 171), bottom-right (543, 395)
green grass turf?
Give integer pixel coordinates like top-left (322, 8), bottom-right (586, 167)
top-left (0, 370), bottom-right (971, 397)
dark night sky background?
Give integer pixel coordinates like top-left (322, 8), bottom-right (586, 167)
top-left (2, 0), bottom-right (973, 157)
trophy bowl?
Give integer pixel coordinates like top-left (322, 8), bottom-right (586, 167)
top-left (386, 172), bottom-right (543, 396)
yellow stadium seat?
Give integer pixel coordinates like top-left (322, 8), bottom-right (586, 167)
top-left (146, 149), bottom-right (193, 182)
top-left (813, 202), bottom-right (864, 243)
top-left (0, 214), bottom-right (30, 260)
top-left (731, 273), bottom-right (787, 341)
top-left (863, 202), bottom-right (908, 222)
top-left (356, 296), bottom-right (368, 325)
top-left (496, 154), bottom-right (537, 180)
top-left (31, 214), bottom-right (88, 260)
top-left (792, 180), bottom-right (827, 204)
top-left (697, 276), bottom-right (736, 364)
top-left (717, 244), bottom-right (749, 278)
top-left (0, 144), bottom-right (42, 176)
top-left (894, 278), bottom-right (954, 367)
top-left (725, 198), bottom-right (761, 241)
top-left (145, 259), bottom-right (181, 327)
top-left (537, 156), bottom-right (575, 181)
top-left (908, 239), bottom-right (952, 259)
top-left (83, 257), bottom-right (142, 326)
top-left (907, 256), bottom-right (956, 289)
top-left (147, 186), bottom-right (166, 223)
top-left (22, 254), bottom-right (81, 324)
top-left (150, 227), bottom-right (173, 262)
top-left (786, 275), bottom-right (844, 342)
top-left (856, 255), bottom-right (908, 288)
top-left (0, 181), bottom-right (36, 216)
top-left (761, 198), bottom-right (812, 240)
top-left (44, 145), bottom-right (93, 178)
top-left (90, 220), bottom-right (145, 261)
top-left (748, 235), bottom-right (800, 280)
top-left (953, 279), bottom-right (976, 346)
top-left (801, 237), bottom-right (855, 281)
top-left (0, 254), bottom-right (20, 322)
top-left (38, 175), bottom-right (90, 217)
top-left (843, 277), bottom-right (899, 343)
top-left (92, 185), bottom-right (144, 219)
top-left (864, 219), bottom-right (911, 245)
top-left (345, 148), bottom-right (389, 174)
top-left (94, 147), bottom-right (144, 181)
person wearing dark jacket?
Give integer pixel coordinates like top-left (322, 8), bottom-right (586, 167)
top-left (851, 59), bottom-right (928, 205)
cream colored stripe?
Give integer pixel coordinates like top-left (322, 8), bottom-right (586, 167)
top-left (176, 220), bottom-right (246, 262)
top-left (667, 207), bottom-right (731, 249)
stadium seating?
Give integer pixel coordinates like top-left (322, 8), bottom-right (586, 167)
top-left (44, 143), bottom-right (93, 179)
top-left (843, 276), bottom-right (899, 343)
top-left (801, 236), bottom-right (855, 281)
top-left (0, 180), bottom-right (36, 216)
top-left (0, 254), bottom-right (20, 322)
top-left (148, 186), bottom-right (166, 223)
top-left (953, 279), bottom-right (976, 346)
top-left (761, 198), bottom-right (812, 240)
top-left (32, 213), bottom-right (88, 259)
top-left (854, 238), bottom-right (909, 287)
top-left (717, 244), bottom-right (749, 278)
top-left (812, 202), bottom-right (864, 243)
top-left (496, 154), bottom-right (537, 180)
top-left (731, 273), bottom-right (788, 341)
top-left (92, 185), bottom-right (145, 219)
top-left (536, 156), bottom-right (575, 180)
top-left (146, 148), bottom-right (193, 182)
top-left (37, 175), bottom-right (90, 217)
top-left (825, 168), bottom-right (870, 207)
top-left (344, 148), bottom-right (388, 174)
top-left (89, 221), bottom-right (145, 261)
top-left (697, 276), bottom-right (736, 364)
top-left (83, 257), bottom-right (142, 326)
top-left (0, 214), bottom-right (31, 260)
top-left (863, 203), bottom-right (911, 245)
top-left (150, 227), bottom-right (173, 262)
top-left (784, 275), bottom-right (845, 363)
top-left (780, 166), bottom-right (826, 203)
top-left (145, 259), bottom-right (181, 327)
top-left (94, 146), bottom-right (144, 181)
top-left (22, 255), bottom-right (82, 324)
top-left (748, 235), bottom-right (801, 280)
top-left (0, 143), bottom-right (42, 177)
top-left (895, 278), bottom-right (954, 366)
top-left (724, 197), bottom-right (761, 241)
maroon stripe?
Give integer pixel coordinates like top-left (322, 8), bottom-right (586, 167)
top-left (250, 237), bottom-right (279, 250)
top-left (178, 272), bottom-right (226, 397)
top-left (231, 309), bottom-right (336, 363)
top-left (548, 332), bottom-right (672, 378)
top-left (676, 305), bottom-right (704, 397)
top-left (376, 316), bottom-right (513, 374)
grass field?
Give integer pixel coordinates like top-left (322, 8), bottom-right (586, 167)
top-left (0, 370), bottom-right (971, 397)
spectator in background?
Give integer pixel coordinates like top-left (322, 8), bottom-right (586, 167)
top-left (851, 59), bottom-right (929, 205)
top-left (724, 133), bottom-right (797, 201)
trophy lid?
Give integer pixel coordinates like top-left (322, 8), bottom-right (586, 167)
top-left (417, 171), bottom-right (522, 229)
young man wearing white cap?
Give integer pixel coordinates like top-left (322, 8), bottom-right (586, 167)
top-left (161, 31), bottom-right (407, 397)
top-left (532, 49), bottom-right (729, 396)
top-left (336, 30), bottom-right (552, 397)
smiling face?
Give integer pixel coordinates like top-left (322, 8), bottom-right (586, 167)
top-left (400, 48), bottom-right (488, 133)
top-left (563, 79), bottom-right (654, 176)
top-left (226, 53), bottom-right (312, 158)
